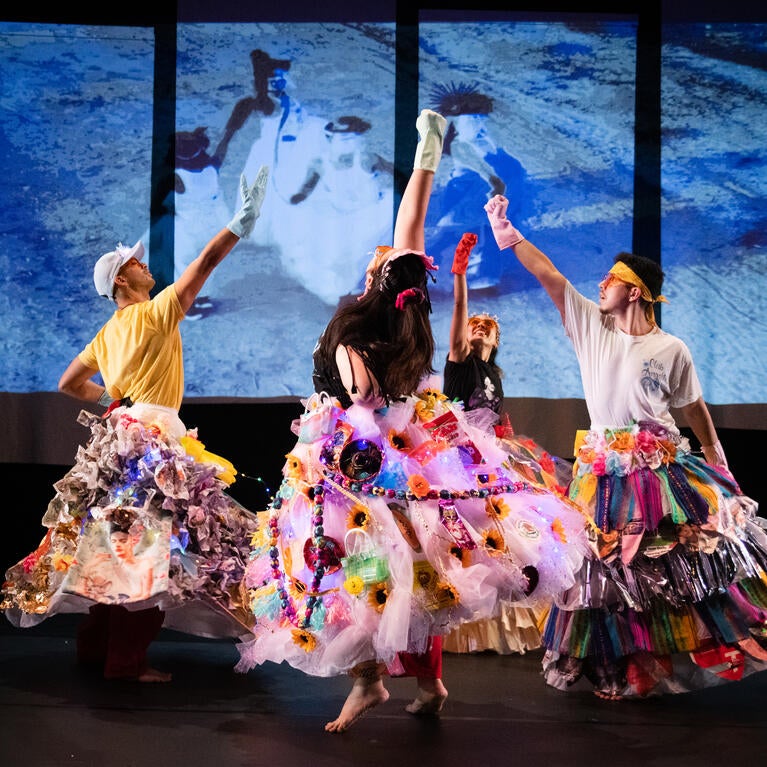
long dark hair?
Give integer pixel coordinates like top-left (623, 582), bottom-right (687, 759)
top-left (316, 253), bottom-right (435, 401)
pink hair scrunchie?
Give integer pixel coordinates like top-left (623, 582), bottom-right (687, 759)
top-left (395, 287), bottom-right (425, 310)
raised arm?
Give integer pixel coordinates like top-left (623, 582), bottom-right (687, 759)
top-left (174, 167), bottom-right (269, 314)
top-left (448, 233), bottom-right (478, 362)
top-left (485, 194), bottom-right (567, 320)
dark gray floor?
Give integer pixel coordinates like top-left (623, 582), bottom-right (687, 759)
top-left (2, 616), bottom-right (767, 767)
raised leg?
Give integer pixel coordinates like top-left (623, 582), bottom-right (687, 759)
top-left (392, 109), bottom-right (447, 251)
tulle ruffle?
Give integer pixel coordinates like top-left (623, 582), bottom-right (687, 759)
top-left (236, 389), bottom-right (591, 677)
top-left (442, 602), bottom-right (547, 655)
top-left (1, 406), bottom-right (258, 638)
top-left (542, 421), bottom-right (767, 697)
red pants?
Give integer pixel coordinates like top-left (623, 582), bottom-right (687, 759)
top-left (396, 635), bottom-right (443, 678)
top-left (77, 604), bottom-right (165, 679)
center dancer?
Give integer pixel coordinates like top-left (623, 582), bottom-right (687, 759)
top-left (236, 111), bottom-right (591, 733)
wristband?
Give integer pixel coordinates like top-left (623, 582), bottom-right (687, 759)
top-left (97, 390), bottom-right (115, 408)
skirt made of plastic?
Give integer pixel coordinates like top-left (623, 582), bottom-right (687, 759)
top-left (236, 389), bottom-right (591, 677)
top-left (542, 421), bottom-right (767, 697)
top-left (1, 404), bottom-right (258, 639)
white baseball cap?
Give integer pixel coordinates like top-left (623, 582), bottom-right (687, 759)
top-left (93, 241), bottom-right (145, 301)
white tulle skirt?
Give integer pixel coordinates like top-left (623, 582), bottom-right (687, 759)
top-left (236, 389), bottom-right (591, 677)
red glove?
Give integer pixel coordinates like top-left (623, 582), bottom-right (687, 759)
top-left (451, 232), bottom-right (478, 275)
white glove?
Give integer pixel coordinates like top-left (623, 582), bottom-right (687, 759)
top-left (227, 166), bottom-right (269, 239)
top-left (702, 440), bottom-right (728, 470)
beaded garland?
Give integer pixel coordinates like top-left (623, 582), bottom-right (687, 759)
top-left (265, 470), bottom-right (547, 632)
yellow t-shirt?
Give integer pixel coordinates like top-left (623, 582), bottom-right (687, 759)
top-left (79, 285), bottom-right (185, 410)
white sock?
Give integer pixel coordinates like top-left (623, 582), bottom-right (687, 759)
top-left (413, 109), bottom-right (447, 172)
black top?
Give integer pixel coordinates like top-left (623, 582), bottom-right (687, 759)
top-left (443, 353), bottom-right (503, 414)
top-left (312, 336), bottom-right (388, 409)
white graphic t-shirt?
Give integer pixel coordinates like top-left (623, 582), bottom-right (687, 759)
top-left (563, 281), bottom-right (702, 435)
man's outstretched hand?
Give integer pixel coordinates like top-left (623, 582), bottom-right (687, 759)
top-left (227, 166), bottom-right (269, 239)
top-left (484, 194), bottom-right (525, 250)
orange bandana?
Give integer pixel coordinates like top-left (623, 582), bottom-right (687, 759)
top-left (608, 262), bottom-right (668, 325)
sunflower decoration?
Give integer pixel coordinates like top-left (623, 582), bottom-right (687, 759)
top-left (344, 575), bottom-right (365, 595)
top-left (288, 577), bottom-right (307, 600)
top-left (551, 518), bottom-right (568, 543)
top-left (449, 544), bottom-right (471, 567)
top-left (482, 528), bottom-right (507, 554)
top-left (485, 496), bottom-right (510, 521)
top-left (291, 628), bottom-right (317, 653)
top-left (347, 503), bottom-right (371, 530)
top-left (434, 580), bottom-right (460, 608)
top-left (407, 474), bottom-right (431, 499)
top-left (367, 582), bottom-right (389, 613)
top-left (387, 428), bottom-right (412, 452)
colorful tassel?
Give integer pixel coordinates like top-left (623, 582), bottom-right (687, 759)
top-left (665, 462), bottom-right (710, 525)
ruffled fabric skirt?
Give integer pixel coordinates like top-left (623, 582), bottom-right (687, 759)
top-left (1, 405), bottom-right (258, 639)
top-left (444, 417), bottom-right (574, 654)
top-left (236, 389), bottom-right (591, 677)
top-left (542, 421), bottom-right (767, 697)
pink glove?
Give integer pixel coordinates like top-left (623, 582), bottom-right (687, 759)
top-left (451, 232), bottom-right (478, 275)
top-left (484, 195), bottom-right (524, 250)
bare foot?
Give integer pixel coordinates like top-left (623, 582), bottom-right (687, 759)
top-left (325, 676), bottom-right (390, 733)
top-left (137, 667), bottom-right (172, 683)
top-left (405, 677), bottom-right (448, 715)
top-left (593, 688), bottom-right (622, 701)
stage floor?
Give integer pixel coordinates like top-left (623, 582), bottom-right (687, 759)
top-left (2, 617), bottom-right (767, 767)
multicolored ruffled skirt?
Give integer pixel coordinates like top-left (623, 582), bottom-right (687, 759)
top-left (1, 404), bottom-right (258, 639)
top-left (236, 389), bottom-right (591, 677)
top-left (542, 420), bottom-right (767, 696)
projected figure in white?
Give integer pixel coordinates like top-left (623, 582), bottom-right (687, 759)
top-left (240, 50), bottom-right (393, 305)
